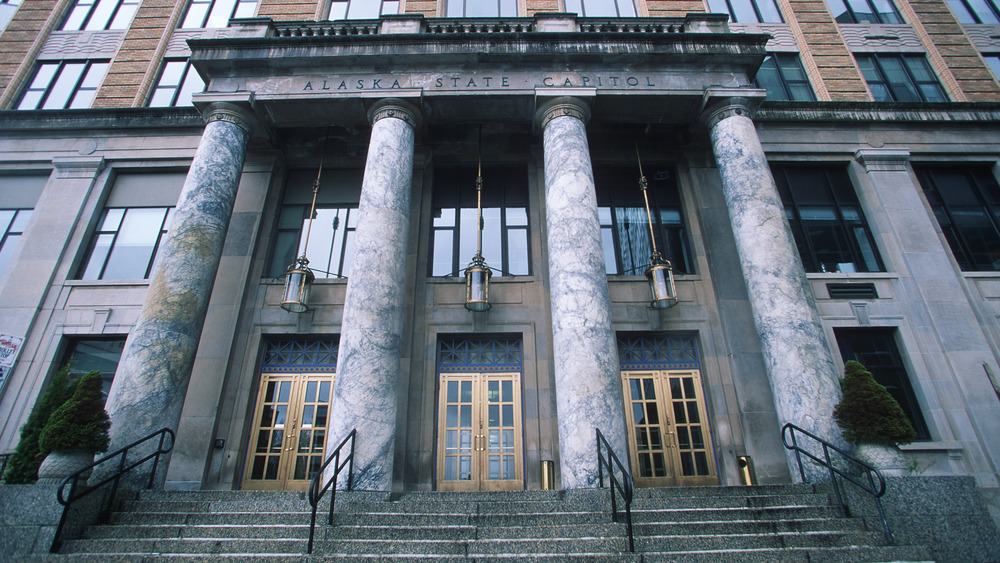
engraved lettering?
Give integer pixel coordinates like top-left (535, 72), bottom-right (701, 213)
top-left (391, 79), bottom-right (400, 89)
top-left (372, 78), bottom-right (382, 89)
top-left (338, 81), bottom-right (347, 90)
top-left (609, 77), bottom-right (620, 86)
top-left (581, 77), bottom-right (590, 86)
top-left (626, 77), bottom-right (639, 86)
top-left (502, 77), bottom-right (510, 87)
top-left (646, 77), bottom-right (655, 87)
top-left (483, 77), bottom-right (492, 86)
top-left (467, 78), bottom-right (477, 88)
top-left (451, 77), bottom-right (460, 87)
top-left (436, 77), bottom-right (443, 88)
top-left (563, 78), bottom-right (573, 87)
top-left (543, 77), bottom-right (554, 87)
top-left (303, 81), bottom-right (313, 91)
top-left (321, 80), bottom-right (330, 90)
top-left (357, 80), bottom-right (364, 89)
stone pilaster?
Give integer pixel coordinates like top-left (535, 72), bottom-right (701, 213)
top-left (535, 96), bottom-right (628, 489)
top-left (103, 101), bottom-right (254, 484)
top-left (326, 98), bottom-right (420, 491)
top-left (703, 90), bottom-right (845, 480)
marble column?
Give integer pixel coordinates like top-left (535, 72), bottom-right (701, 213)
top-left (326, 99), bottom-right (419, 491)
top-left (535, 97), bottom-right (628, 489)
top-left (702, 92), bottom-right (845, 480)
top-left (103, 102), bottom-right (254, 484)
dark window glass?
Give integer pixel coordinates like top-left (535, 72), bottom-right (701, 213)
top-left (755, 54), bottom-right (816, 101)
top-left (835, 328), bottom-right (930, 440)
top-left (594, 166), bottom-right (693, 276)
top-left (707, 0), bottom-right (783, 22)
top-left (946, 0), bottom-right (1000, 23)
top-left (327, 0), bottom-right (399, 19)
top-left (826, 0), bottom-right (904, 23)
top-left (856, 54), bottom-right (948, 102)
top-left (447, 0), bottom-right (518, 17)
top-left (79, 207), bottom-right (174, 280)
top-left (430, 167), bottom-right (530, 277)
top-left (61, 338), bottom-right (126, 404)
top-left (915, 166), bottom-right (1000, 271)
top-left (772, 164), bottom-right (884, 273)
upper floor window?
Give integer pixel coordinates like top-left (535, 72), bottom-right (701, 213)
top-left (180, 0), bottom-right (257, 28)
top-left (594, 166), bottom-right (693, 276)
top-left (446, 0), bottom-right (516, 17)
top-left (61, 0), bottom-right (138, 31)
top-left (1, 0), bottom-right (23, 33)
top-left (60, 338), bottom-right (126, 403)
top-left (771, 164), bottom-right (884, 274)
top-left (826, 0), bottom-right (903, 23)
top-left (430, 167), bottom-right (530, 277)
top-left (565, 0), bottom-right (636, 17)
top-left (755, 54), bottom-right (816, 101)
top-left (0, 209), bottom-right (32, 279)
top-left (947, 0), bottom-right (1000, 24)
top-left (148, 59), bottom-right (205, 107)
top-left (16, 60), bottom-right (109, 110)
top-left (328, 0), bottom-right (399, 19)
top-left (915, 165), bottom-right (1000, 271)
top-left (707, 0), bottom-right (783, 23)
top-left (856, 54), bottom-right (948, 102)
top-left (79, 207), bottom-right (174, 280)
top-left (985, 55), bottom-right (1000, 80)
top-left (268, 169), bottom-right (363, 280)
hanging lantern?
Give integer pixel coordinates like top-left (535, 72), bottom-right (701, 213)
top-left (637, 144), bottom-right (678, 309)
top-left (281, 257), bottom-right (315, 313)
top-left (465, 253), bottom-right (492, 312)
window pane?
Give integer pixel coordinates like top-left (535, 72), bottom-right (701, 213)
top-left (62, 0), bottom-right (93, 30)
top-left (42, 63), bottom-right (85, 109)
top-left (206, 0), bottom-right (237, 27)
top-left (732, 0), bottom-right (761, 22)
top-left (968, 0), bottom-right (1000, 22)
top-left (871, 0), bottom-right (902, 22)
top-left (508, 228), bottom-right (528, 275)
top-left (584, 0), bottom-right (619, 16)
top-left (755, 0), bottom-right (783, 22)
top-left (85, 0), bottom-right (117, 30)
top-left (101, 208), bottom-right (167, 279)
top-left (347, 0), bottom-right (381, 18)
top-left (846, 0), bottom-right (877, 22)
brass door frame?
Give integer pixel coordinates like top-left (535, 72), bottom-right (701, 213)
top-left (622, 369), bottom-right (717, 488)
top-left (242, 372), bottom-right (334, 491)
top-left (436, 371), bottom-right (524, 492)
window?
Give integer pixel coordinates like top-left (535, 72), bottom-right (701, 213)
top-left (771, 164), bottom-right (883, 274)
top-left (430, 167), bottom-right (530, 277)
top-left (594, 166), bottom-right (693, 276)
top-left (60, 338), bottom-right (125, 403)
top-left (327, 0), bottom-right (399, 19)
top-left (835, 328), bottom-right (929, 440)
top-left (148, 59), bottom-right (205, 107)
top-left (947, 0), bottom-right (1000, 24)
top-left (446, 0), bottom-right (517, 16)
top-left (79, 207), bottom-right (174, 280)
top-left (16, 60), bottom-right (109, 110)
top-left (755, 54), bottom-right (816, 101)
top-left (180, 0), bottom-right (257, 28)
top-left (1, 0), bottom-right (23, 33)
top-left (915, 165), bottom-right (1000, 271)
top-left (707, 0), bottom-right (783, 23)
top-left (856, 54), bottom-right (948, 102)
top-left (565, 0), bottom-right (636, 17)
top-left (61, 0), bottom-right (138, 31)
top-left (985, 55), bottom-right (1000, 80)
top-left (268, 170), bottom-right (363, 279)
top-left (0, 209), bottom-right (32, 279)
top-left (826, 0), bottom-right (903, 23)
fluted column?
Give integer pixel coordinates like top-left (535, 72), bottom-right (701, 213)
top-left (327, 99), bottom-right (420, 491)
top-left (535, 97), bottom-right (628, 489)
top-left (104, 102), bottom-right (254, 484)
top-left (703, 91), bottom-right (845, 480)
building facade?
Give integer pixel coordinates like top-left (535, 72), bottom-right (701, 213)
top-left (1, 0), bottom-right (1000, 518)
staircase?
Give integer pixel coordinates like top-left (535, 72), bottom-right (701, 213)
top-left (40, 485), bottom-right (933, 562)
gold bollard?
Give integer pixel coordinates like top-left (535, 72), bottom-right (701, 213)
top-left (738, 455), bottom-right (756, 486)
top-left (540, 460), bottom-right (554, 490)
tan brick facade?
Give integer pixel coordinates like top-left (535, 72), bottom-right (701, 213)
top-left (647, 0), bottom-right (706, 18)
top-left (785, 0), bottom-right (871, 101)
top-left (0, 0), bottom-right (65, 108)
top-left (258, 0), bottom-right (319, 20)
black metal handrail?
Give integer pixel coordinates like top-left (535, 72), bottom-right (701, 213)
top-left (781, 423), bottom-right (893, 545)
top-left (596, 428), bottom-right (634, 552)
top-left (307, 428), bottom-right (356, 555)
top-left (52, 427), bottom-right (175, 552)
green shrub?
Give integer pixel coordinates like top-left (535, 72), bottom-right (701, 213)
top-left (38, 371), bottom-right (111, 455)
top-left (2, 364), bottom-right (76, 484)
top-left (833, 360), bottom-right (917, 446)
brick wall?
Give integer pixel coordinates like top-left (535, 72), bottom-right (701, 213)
top-left (647, 0), bottom-right (705, 18)
top-left (258, 0), bottom-right (319, 21)
top-left (786, 0), bottom-right (871, 101)
top-left (0, 0), bottom-right (62, 108)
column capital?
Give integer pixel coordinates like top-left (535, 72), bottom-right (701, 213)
top-left (534, 96), bottom-right (592, 130)
top-left (700, 88), bottom-right (766, 130)
top-left (368, 98), bottom-right (422, 129)
top-left (855, 148), bottom-right (911, 172)
top-left (192, 93), bottom-right (258, 135)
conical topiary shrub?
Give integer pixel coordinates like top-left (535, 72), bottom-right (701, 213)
top-left (2, 363), bottom-right (75, 484)
top-left (38, 371), bottom-right (111, 456)
top-left (833, 360), bottom-right (916, 446)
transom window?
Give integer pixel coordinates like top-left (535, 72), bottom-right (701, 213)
top-left (707, 0), bottom-right (783, 23)
top-left (826, 0), bottom-right (903, 23)
top-left (755, 54), bottom-right (816, 101)
top-left (16, 60), bottom-right (109, 110)
top-left (328, 0), bottom-right (399, 19)
top-left (0, 209), bottom-right (32, 279)
top-left (771, 164), bottom-right (884, 274)
top-left (148, 59), bottom-right (205, 107)
top-left (915, 165), bottom-right (1000, 271)
top-left (180, 0), bottom-right (258, 28)
top-left (947, 0), bottom-right (1000, 23)
top-left (61, 0), bottom-right (138, 31)
top-left (430, 167), bottom-right (530, 278)
top-left (79, 207), bottom-right (174, 280)
top-left (856, 54), bottom-right (948, 102)
top-left (835, 328), bottom-right (929, 440)
top-left (594, 166), bottom-right (693, 276)
top-left (446, 0), bottom-right (516, 17)
top-left (565, 0), bottom-right (636, 17)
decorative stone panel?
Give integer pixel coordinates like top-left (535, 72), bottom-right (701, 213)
top-left (39, 30), bottom-right (125, 59)
top-left (964, 24), bottom-right (1000, 50)
top-left (839, 23), bottom-right (924, 52)
top-left (729, 23), bottom-right (798, 51)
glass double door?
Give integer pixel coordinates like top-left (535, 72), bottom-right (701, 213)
top-left (436, 372), bottom-right (523, 491)
top-left (242, 372), bottom-right (334, 491)
top-left (622, 369), bottom-right (717, 487)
